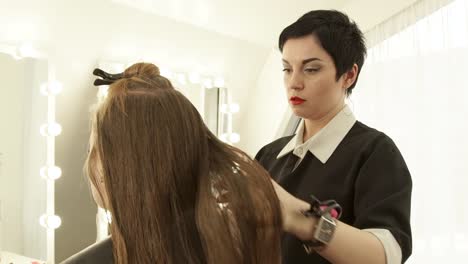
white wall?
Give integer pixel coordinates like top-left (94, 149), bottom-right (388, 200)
top-left (342, 0), bottom-right (421, 32)
top-left (0, 0), bottom-right (270, 261)
top-left (236, 48), bottom-right (289, 156)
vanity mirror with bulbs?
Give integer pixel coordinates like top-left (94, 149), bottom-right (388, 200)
top-left (0, 44), bottom-right (62, 264)
top-left (0, 49), bottom-right (240, 263)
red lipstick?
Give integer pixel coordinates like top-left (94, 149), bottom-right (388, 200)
top-left (290, 96), bottom-right (306, 105)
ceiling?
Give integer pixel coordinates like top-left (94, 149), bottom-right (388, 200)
top-left (111, 0), bottom-right (420, 47)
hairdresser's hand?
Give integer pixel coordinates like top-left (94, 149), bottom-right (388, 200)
top-left (271, 180), bottom-right (317, 241)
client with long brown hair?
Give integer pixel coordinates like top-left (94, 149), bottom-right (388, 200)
top-left (61, 63), bottom-right (283, 264)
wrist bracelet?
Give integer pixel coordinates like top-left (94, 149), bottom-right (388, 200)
top-left (302, 195), bottom-right (342, 254)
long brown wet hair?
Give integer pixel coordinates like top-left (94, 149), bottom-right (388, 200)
top-left (85, 63), bottom-right (282, 264)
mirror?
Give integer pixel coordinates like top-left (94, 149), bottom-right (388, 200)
top-left (0, 52), bottom-right (49, 262)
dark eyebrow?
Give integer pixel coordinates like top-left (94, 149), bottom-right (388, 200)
top-left (282, 58), bottom-right (322, 65)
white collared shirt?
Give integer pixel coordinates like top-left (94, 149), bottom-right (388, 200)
top-left (276, 105), bottom-right (402, 264)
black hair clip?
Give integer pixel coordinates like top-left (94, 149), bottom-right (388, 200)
top-left (93, 68), bottom-right (124, 86)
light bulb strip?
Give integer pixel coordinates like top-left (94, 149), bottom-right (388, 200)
top-left (40, 62), bottom-right (61, 264)
top-left (217, 88), bottom-right (240, 145)
top-left (46, 79), bottom-right (57, 264)
top-left (0, 43), bottom-right (44, 60)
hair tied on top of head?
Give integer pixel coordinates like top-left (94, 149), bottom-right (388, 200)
top-left (124, 63), bottom-right (161, 80)
top-left (92, 68), bottom-right (124, 87)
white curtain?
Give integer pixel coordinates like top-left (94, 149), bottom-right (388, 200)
top-left (352, 0), bottom-right (468, 262)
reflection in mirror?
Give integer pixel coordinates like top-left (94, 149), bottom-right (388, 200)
top-left (0, 52), bottom-right (48, 262)
top-left (218, 87), bottom-right (240, 145)
top-left (203, 87), bottom-right (220, 135)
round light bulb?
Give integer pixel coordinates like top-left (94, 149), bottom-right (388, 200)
top-left (110, 63), bottom-right (125, 73)
top-left (203, 78), bottom-right (213, 89)
top-left (48, 81), bottom-right (63, 95)
top-left (177, 73), bottom-right (187, 85)
top-left (40, 166), bottom-right (62, 180)
top-left (39, 214), bottom-right (62, 229)
top-left (229, 133), bottom-right (240, 143)
top-left (160, 67), bottom-right (173, 79)
top-left (220, 104), bottom-right (229, 113)
top-left (40, 81), bottom-right (63, 96)
top-left (18, 43), bottom-right (37, 58)
top-left (189, 72), bottom-right (201, 84)
top-left (229, 103), bottom-right (240, 113)
top-left (220, 133), bottom-right (229, 143)
top-left (40, 122), bottom-right (62, 137)
top-left (48, 123), bottom-right (62, 136)
top-left (214, 77), bottom-right (225, 88)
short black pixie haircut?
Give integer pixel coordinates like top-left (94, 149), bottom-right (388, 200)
top-left (279, 10), bottom-right (367, 95)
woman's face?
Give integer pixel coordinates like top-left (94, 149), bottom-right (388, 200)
top-left (282, 34), bottom-right (353, 120)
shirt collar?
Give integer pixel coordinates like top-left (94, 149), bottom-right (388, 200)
top-left (277, 105), bottom-right (356, 164)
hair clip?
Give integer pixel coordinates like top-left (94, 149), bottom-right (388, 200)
top-left (92, 68), bottom-right (124, 86)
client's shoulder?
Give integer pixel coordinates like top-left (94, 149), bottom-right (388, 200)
top-left (60, 237), bottom-right (113, 264)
